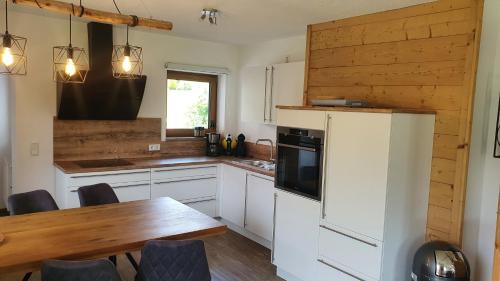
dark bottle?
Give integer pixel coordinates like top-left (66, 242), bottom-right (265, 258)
top-left (225, 134), bottom-right (233, 156)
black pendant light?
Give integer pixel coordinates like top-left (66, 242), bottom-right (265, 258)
top-left (112, 24), bottom-right (143, 79)
top-left (53, 13), bottom-right (89, 83)
top-left (1, 0), bottom-right (27, 75)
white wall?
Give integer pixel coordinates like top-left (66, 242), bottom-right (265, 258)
top-left (463, 0), bottom-right (500, 280)
top-left (7, 8), bottom-right (240, 197)
top-left (236, 35), bottom-right (306, 142)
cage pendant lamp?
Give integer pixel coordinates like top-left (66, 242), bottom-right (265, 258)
top-left (112, 25), bottom-right (143, 79)
top-left (53, 14), bottom-right (88, 84)
top-left (0, 0), bottom-right (27, 75)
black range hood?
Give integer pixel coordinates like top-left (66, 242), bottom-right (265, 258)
top-left (56, 22), bottom-right (147, 120)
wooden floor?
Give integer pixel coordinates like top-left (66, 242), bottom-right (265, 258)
top-left (1, 230), bottom-right (284, 281)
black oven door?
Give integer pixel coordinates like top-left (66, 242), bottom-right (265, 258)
top-left (276, 142), bottom-right (323, 201)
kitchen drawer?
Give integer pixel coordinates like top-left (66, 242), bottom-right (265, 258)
top-left (67, 169), bottom-right (151, 188)
top-left (318, 225), bottom-right (382, 280)
top-left (186, 199), bottom-right (217, 217)
top-left (151, 176), bottom-right (217, 203)
top-left (316, 259), bottom-right (378, 281)
top-left (67, 181), bottom-right (151, 208)
top-left (152, 165), bottom-right (217, 180)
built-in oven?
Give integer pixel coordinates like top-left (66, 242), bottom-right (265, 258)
top-left (275, 126), bottom-right (324, 201)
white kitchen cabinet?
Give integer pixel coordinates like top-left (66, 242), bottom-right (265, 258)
top-left (320, 111), bottom-right (435, 281)
top-left (240, 65), bottom-right (267, 124)
top-left (270, 61), bottom-right (305, 122)
top-left (220, 164), bottom-right (247, 227)
top-left (151, 165), bottom-right (218, 217)
top-left (245, 173), bottom-right (275, 242)
top-left (274, 190), bottom-right (320, 281)
top-left (55, 168), bottom-right (151, 209)
top-left (240, 61), bottom-right (305, 125)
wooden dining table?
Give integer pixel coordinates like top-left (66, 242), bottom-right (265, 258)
top-left (0, 197), bottom-right (227, 274)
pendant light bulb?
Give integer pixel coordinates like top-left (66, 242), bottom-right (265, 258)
top-left (122, 55), bottom-right (132, 73)
top-left (65, 58), bottom-right (76, 77)
top-left (1, 33), bottom-right (13, 67)
top-left (2, 46), bottom-right (13, 66)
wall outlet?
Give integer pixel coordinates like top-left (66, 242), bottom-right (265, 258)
top-left (148, 144), bottom-right (161, 151)
top-left (30, 142), bottom-right (40, 156)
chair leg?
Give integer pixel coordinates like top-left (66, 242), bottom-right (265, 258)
top-left (109, 255), bottom-right (117, 266)
top-left (126, 252), bottom-right (139, 271)
top-left (22, 272), bottom-right (32, 281)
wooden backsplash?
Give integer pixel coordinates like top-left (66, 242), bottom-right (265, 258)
top-left (54, 118), bottom-right (205, 161)
top-left (304, 0), bottom-right (484, 244)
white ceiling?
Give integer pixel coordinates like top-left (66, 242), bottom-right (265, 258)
top-left (58, 0), bottom-right (433, 45)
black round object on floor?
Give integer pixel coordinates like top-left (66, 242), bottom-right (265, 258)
top-left (411, 241), bottom-right (470, 281)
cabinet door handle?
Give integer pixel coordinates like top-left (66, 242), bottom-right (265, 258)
top-left (153, 175), bottom-right (216, 185)
top-left (321, 115), bottom-right (332, 219)
top-left (112, 183), bottom-right (149, 189)
top-left (277, 143), bottom-right (317, 152)
top-left (243, 174), bottom-right (249, 228)
top-left (70, 171), bottom-right (149, 179)
top-left (320, 225), bottom-right (378, 248)
top-left (269, 66), bottom-right (275, 122)
top-left (263, 67), bottom-right (269, 122)
top-left (272, 192), bottom-right (278, 263)
top-left (317, 259), bottom-right (366, 281)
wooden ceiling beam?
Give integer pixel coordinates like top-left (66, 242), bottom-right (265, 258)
top-left (11, 0), bottom-right (173, 31)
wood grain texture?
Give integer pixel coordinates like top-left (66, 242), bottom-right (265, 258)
top-left (0, 197), bottom-right (226, 274)
top-left (54, 118), bottom-right (206, 161)
top-left (304, 0), bottom-right (484, 245)
top-left (492, 192), bottom-right (500, 281)
top-left (12, 0), bottom-right (173, 31)
top-left (0, 230), bottom-right (284, 281)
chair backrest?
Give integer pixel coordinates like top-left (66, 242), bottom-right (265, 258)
top-left (8, 190), bottom-right (59, 216)
top-left (136, 240), bottom-right (211, 281)
top-left (78, 183), bottom-right (119, 207)
top-left (41, 259), bottom-right (122, 281)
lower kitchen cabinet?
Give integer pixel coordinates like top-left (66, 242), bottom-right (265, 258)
top-left (55, 168), bottom-right (152, 209)
top-left (274, 190), bottom-right (320, 281)
top-left (151, 165), bottom-right (218, 217)
top-left (220, 164), bottom-right (275, 247)
top-left (245, 173), bottom-right (275, 242)
top-left (220, 164), bottom-right (247, 227)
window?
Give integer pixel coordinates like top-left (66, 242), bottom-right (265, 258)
top-left (166, 71), bottom-right (218, 137)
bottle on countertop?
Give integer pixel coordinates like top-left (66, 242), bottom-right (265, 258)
top-left (225, 134), bottom-right (233, 156)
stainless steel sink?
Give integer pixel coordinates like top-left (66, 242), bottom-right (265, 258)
top-left (235, 159), bottom-right (275, 171)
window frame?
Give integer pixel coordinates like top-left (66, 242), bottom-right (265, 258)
top-left (166, 70), bottom-right (218, 137)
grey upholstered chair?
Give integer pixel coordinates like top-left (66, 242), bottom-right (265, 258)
top-left (8, 189), bottom-right (59, 216)
top-left (41, 259), bottom-right (122, 281)
top-left (77, 183), bottom-right (139, 270)
top-left (135, 240), bottom-right (211, 281)
top-left (8, 190), bottom-right (60, 281)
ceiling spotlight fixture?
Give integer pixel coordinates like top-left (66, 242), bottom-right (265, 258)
top-left (200, 8), bottom-right (218, 25)
top-left (0, 0), bottom-right (27, 75)
top-left (53, 14), bottom-right (89, 83)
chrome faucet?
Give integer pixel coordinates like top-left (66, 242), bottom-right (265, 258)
top-left (256, 139), bottom-right (274, 162)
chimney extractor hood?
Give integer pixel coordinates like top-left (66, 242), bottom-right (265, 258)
top-left (56, 22), bottom-right (147, 120)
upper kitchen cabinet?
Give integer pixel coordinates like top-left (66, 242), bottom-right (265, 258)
top-left (240, 61), bottom-right (305, 125)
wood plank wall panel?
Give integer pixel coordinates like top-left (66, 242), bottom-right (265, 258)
top-left (54, 118), bottom-right (205, 161)
top-left (304, 0), bottom-right (484, 244)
